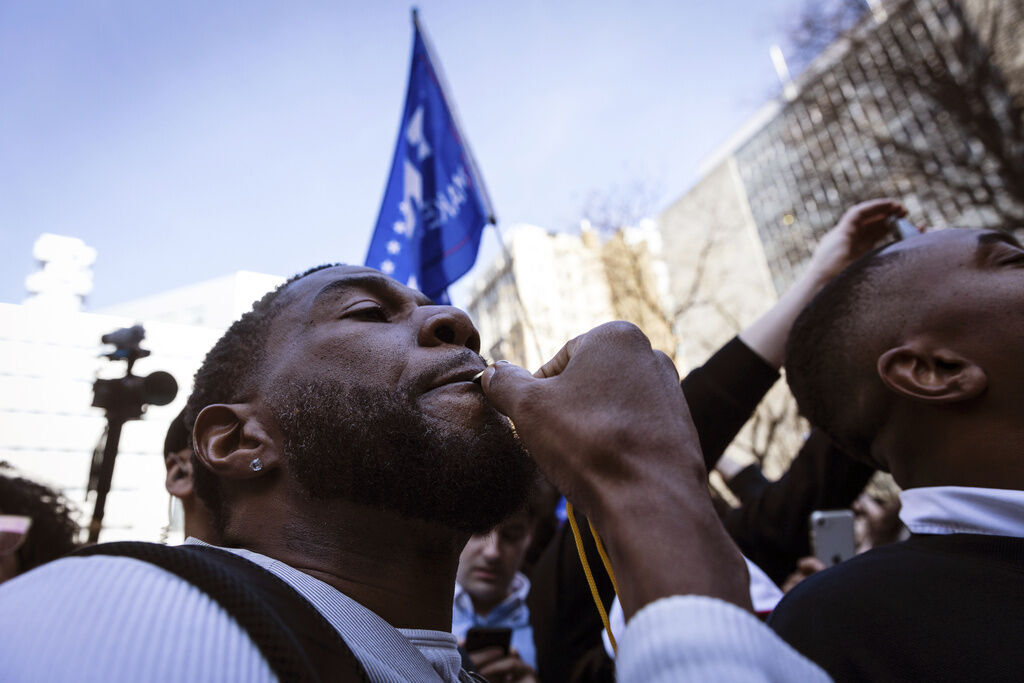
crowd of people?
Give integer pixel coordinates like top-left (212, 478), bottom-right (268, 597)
top-left (0, 197), bottom-right (1021, 681)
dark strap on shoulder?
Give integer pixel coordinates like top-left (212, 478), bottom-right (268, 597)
top-left (74, 542), bottom-right (369, 683)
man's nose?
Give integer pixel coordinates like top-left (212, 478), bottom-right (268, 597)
top-left (480, 531), bottom-right (501, 559)
top-left (417, 306), bottom-right (481, 353)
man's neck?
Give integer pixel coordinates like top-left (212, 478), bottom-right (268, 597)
top-left (182, 500), bottom-right (219, 546)
top-left (469, 594), bottom-right (502, 618)
top-left (226, 499), bottom-right (467, 632)
top-left (884, 419), bottom-right (1024, 491)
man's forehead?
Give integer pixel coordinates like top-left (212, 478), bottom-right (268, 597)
top-left (871, 228), bottom-right (1023, 293)
top-left (877, 228), bottom-right (1004, 271)
top-left (262, 265), bottom-right (429, 355)
top-left (288, 265), bottom-right (383, 296)
top-left (883, 227), bottom-right (1003, 255)
top-left (282, 265), bottom-right (430, 307)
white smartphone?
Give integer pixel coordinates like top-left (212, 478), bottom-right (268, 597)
top-left (810, 509), bottom-right (856, 566)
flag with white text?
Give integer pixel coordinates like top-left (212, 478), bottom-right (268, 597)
top-left (365, 12), bottom-right (494, 303)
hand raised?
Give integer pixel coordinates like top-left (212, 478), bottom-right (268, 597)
top-left (806, 198), bottom-right (912, 285)
top-left (481, 322), bottom-right (752, 617)
top-left (480, 321), bottom-right (700, 521)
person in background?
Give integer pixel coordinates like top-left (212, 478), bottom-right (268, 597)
top-left (682, 198), bottom-right (908, 586)
top-left (770, 227), bottom-right (1024, 680)
top-left (162, 409), bottom-right (218, 543)
top-left (454, 500), bottom-right (541, 683)
top-left (0, 464), bottom-right (79, 584)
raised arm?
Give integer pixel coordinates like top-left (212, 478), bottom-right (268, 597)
top-left (684, 199), bottom-right (909, 474)
top-left (482, 322), bottom-right (748, 618)
top-left (481, 323), bottom-right (828, 681)
top-left (739, 198), bottom-right (908, 368)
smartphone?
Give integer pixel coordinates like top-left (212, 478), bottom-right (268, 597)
top-left (810, 509), bottom-right (856, 566)
top-left (464, 626), bottom-right (512, 655)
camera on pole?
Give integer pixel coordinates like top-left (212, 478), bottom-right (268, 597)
top-left (86, 325), bottom-right (178, 543)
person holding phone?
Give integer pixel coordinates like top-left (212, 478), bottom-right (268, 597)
top-left (454, 504), bottom-right (540, 682)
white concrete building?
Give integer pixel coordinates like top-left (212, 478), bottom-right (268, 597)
top-left (464, 223), bottom-right (674, 371)
top-left (2, 238), bottom-right (283, 543)
top-left (96, 270), bottom-right (285, 328)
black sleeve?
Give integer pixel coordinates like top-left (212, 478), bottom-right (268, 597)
top-left (727, 463), bottom-right (771, 504)
top-left (680, 337), bottom-right (780, 471)
top-left (722, 429), bottom-right (875, 585)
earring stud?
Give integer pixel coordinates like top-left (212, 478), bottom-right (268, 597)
top-left (249, 458), bottom-right (263, 473)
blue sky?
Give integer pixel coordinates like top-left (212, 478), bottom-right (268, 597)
top-left (0, 0), bottom-right (800, 309)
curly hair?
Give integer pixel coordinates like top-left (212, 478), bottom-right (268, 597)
top-left (183, 264), bottom-right (342, 533)
top-left (0, 464), bottom-right (80, 574)
top-left (784, 244), bottom-right (906, 456)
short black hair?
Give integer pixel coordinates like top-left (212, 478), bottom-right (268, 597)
top-left (784, 244), bottom-right (905, 456)
top-left (163, 409), bottom-right (189, 457)
top-left (183, 264), bottom-right (342, 531)
top-left (0, 463), bottom-right (79, 573)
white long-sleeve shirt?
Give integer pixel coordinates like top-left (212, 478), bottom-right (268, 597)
top-left (0, 541), bottom-right (828, 682)
top-left (604, 555), bottom-right (785, 657)
top-left (0, 541), bottom-right (466, 682)
top-left (617, 595), bottom-right (831, 682)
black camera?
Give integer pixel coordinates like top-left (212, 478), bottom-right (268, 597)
top-left (91, 325), bottom-right (178, 419)
top-left (87, 325), bottom-right (179, 541)
top-left (100, 324), bottom-right (149, 363)
top-left (91, 372), bottom-right (178, 417)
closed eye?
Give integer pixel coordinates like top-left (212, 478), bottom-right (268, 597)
top-left (341, 304), bottom-right (389, 322)
top-left (999, 253), bottom-right (1024, 267)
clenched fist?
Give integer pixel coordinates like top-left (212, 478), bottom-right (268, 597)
top-left (481, 322), bottom-right (750, 618)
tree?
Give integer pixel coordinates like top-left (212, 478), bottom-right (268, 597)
top-left (879, 0), bottom-right (1024, 228)
top-left (580, 180), bottom-right (678, 361)
top-left (668, 227), bottom-right (806, 469)
top-left (656, 160), bottom-right (809, 471)
top-left (782, 0), bottom-right (870, 75)
top-left (779, 0), bottom-right (1024, 234)
top-left (581, 178), bottom-right (665, 237)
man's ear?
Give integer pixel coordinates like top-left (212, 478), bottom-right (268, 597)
top-left (164, 449), bottom-right (194, 498)
top-left (192, 404), bottom-right (279, 480)
top-left (877, 344), bottom-right (987, 404)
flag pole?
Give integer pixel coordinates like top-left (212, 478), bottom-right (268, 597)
top-left (411, 8), bottom-right (497, 225)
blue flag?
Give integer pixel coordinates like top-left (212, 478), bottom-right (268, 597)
top-left (365, 12), bottom-right (494, 303)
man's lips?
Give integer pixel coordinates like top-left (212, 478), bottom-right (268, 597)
top-left (471, 567), bottom-right (500, 581)
top-left (411, 351), bottom-right (489, 397)
top-left (423, 366), bottom-right (487, 393)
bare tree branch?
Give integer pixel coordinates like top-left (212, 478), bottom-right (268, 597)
top-left (782, 0), bottom-right (870, 75)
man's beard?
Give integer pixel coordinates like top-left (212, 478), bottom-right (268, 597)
top-left (269, 379), bottom-right (537, 534)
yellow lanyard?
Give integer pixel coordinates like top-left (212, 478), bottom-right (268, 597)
top-left (565, 501), bottom-right (621, 654)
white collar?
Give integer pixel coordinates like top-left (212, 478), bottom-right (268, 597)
top-left (899, 486), bottom-right (1024, 537)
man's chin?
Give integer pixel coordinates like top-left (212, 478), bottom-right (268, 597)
top-left (275, 380), bottom-right (535, 536)
top-left (417, 384), bottom-right (504, 425)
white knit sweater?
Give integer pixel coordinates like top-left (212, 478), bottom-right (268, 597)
top-left (617, 595), bottom-right (831, 681)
